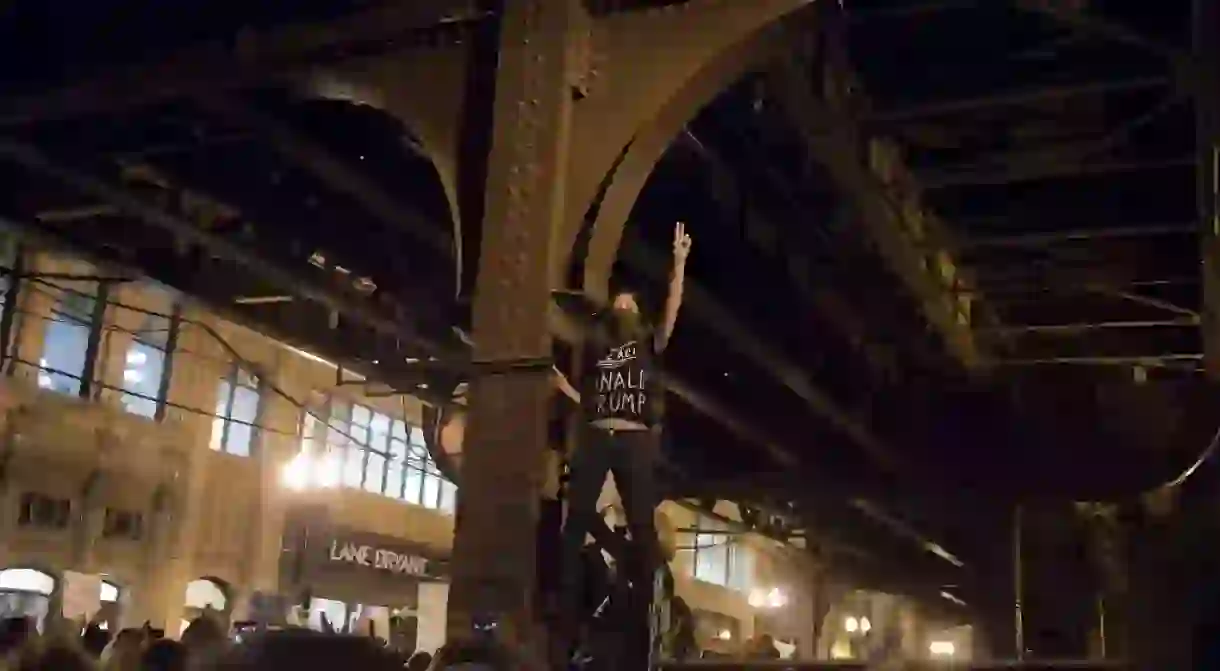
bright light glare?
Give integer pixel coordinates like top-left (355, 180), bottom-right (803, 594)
top-left (845, 616), bottom-right (859, 633)
top-left (281, 452), bottom-right (340, 491)
top-left (126, 350), bottom-right (146, 365)
top-left (716, 629), bottom-right (732, 641)
top-left (860, 616), bottom-right (871, 633)
top-left (929, 641), bottom-right (955, 657)
top-left (281, 454), bottom-right (311, 491)
top-left (749, 587), bottom-right (788, 609)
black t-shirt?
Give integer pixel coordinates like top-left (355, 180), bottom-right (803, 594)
top-left (582, 321), bottom-right (663, 426)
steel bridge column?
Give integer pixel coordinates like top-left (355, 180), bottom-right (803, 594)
top-left (1197, 0), bottom-right (1220, 376)
top-left (443, 0), bottom-right (582, 664)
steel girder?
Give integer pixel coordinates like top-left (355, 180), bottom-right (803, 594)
top-left (768, 26), bottom-right (987, 370)
top-left (0, 0), bottom-right (486, 128)
top-left (1194, 0), bottom-right (1220, 377)
top-left (0, 138), bottom-right (460, 358)
top-left (195, 95), bottom-right (453, 259)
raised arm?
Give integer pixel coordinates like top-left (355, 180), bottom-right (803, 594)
top-left (552, 364), bottom-right (581, 404)
top-left (655, 221), bottom-right (692, 352)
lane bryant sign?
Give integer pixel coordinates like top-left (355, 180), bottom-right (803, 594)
top-left (327, 538), bottom-right (434, 577)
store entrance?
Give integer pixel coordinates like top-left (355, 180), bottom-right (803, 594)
top-left (0, 569), bottom-right (53, 630)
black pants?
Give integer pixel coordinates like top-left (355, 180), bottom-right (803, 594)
top-left (559, 425), bottom-right (660, 633)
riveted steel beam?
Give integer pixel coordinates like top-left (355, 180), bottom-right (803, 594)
top-left (443, 0), bottom-right (580, 659)
top-left (769, 20), bottom-right (986, 369)
top-left (1194, 0), bottom-right (1220, 378)
top-left (1013, 0), bottom-right (1189, 64)
top-left (960, 223), bottom-right (1196, 249)
top-left (0, 0), bottom-right (485, 127)
top-left (0, 138), bottom-right (454, 359)
top-left (865, 76), bottom-right (1169, 125)
top-left (921, 155), bottom-right (1195, 190)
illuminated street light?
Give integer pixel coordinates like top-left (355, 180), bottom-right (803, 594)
top-left (929, 641), bottom-right (955, 657)
top-left (748, 587), bottom-right (789, 609)
top-left (281, 451), bottom-right (341, 491)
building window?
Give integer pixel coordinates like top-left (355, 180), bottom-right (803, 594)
top-left (102, 508), bottom-right (144, 540)
top-left (120, 305), bottom-right (173, 419)
top-left (100, 581), bottom-right (119, 604)
top-left (686, 515), bottom-right (753, 591)
top-left (17, 492), bottom-right (71, 529)
top-left (301, 399), bottom-right (456, 513)
top-left (37, 283), bottom-right (100, 396)
top-left (209, 365), bottom-right (261, 457)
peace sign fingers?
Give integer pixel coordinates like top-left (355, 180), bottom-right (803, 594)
top-left (673, 221), bottom-right (692, 259)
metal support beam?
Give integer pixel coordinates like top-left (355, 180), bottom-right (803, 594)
top-left (921, 156), bottom-right (1194, 190)
top-left (1195, 0), bottom-right (1220, 377)
top-left (866, 76), bottom-right (1168, 124)
top-left (444, 1), bottom-right (578, 664)
top-left (196, 95), bottom-right (452, 257)
top-left (770, 21), bottom-right (985, 369)
top-left (0, 139), bottom-right (452, 358)
top-left (960, 223), bottom-right (1196, 249)
top-left (1013, 0), bottom-right (1190, 64)
top-left (981, 318), bottom-right (1198, 336)
top-left (0, 0), bottom-right (485, 127)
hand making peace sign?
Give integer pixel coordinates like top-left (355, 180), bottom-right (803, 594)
top-left (673, 221), bottom-right (692, 261)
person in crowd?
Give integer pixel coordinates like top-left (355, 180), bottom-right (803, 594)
top-left (667, 597), bottom-right (696, 661)
top-left (0, 617), bottom-right (34, 657)
top-left (405, 650), bottom-right (433, 671)
top-left (553, 223), bottom-right (692, 662)
top-left (4, 634), bottom-right (96, 671)
top-left (179, 615), bottom-right (226, 660)
top-left (198, 629), bottom-right (402, 671)
top-left (751, 634), bottom-right (781, 659)
top-left (100, 627), bottom-right (144, 671)
top-left (139, 639), bottom-right (187, 671)
top-left (80, 621), bottom-right (110, 658)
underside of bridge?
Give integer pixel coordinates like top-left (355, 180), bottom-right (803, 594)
top-left (0, 0), bottom-right (1214, 663)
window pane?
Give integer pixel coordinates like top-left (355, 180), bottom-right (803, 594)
top-left (693, 533), bottom-right (730, 586)
top-left (209, 416), bottom-right (226, 452)
top-left (384, 463), bottom-right (404, 499)
top-left (39, 320), bottom-right (89, 395)
top-left (327, 403), bottom-right (350, 450)
top-left (364, 453), bottom-right (386, 494)
top-left (225, 421), bottom-right (253, 457)
top-left (343, 446), bottom-right (363, 488)
top-left (230, 386), bottom-right (260, 425)
top-left (729, 543), bottom-right (754, 593)
top-left (439, 481), bottom-right (457, 514)
top-left (214, 381), bottom-right (232, 417)
top-left (391, 420), bottom-right (407, 442)
top-left (120, 342), bottom-right (164, 418)
top-left (404, 467), bottom-right (424, 505)
top-left (422, 473), bottom-right (442, 509)
top-left (389, 436), bottom-right (408, 460)
top-left (301, 412), bottom-right (321, 451)
top-left (370, 413), bottom-right (391, 454)
top-left (351, 404), bottom-right (371, 428)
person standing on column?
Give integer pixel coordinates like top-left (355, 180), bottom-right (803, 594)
top-left (553, 222), bottom-right (691, 649)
